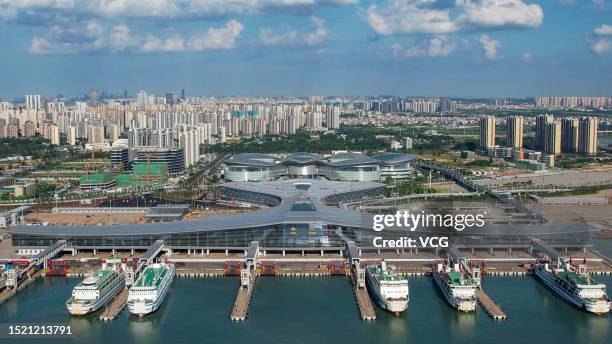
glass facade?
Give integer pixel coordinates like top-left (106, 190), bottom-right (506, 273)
top-left (11, 224), bottom-right (348, 249)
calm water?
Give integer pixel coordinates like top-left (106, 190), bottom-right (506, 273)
top-left (1, 273), bottom-right (610, 344)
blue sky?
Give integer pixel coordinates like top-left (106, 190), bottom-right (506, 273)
top-left (0, 0), bottom-right (611, 98)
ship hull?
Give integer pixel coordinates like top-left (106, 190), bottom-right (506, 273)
top-left (432, 271), bottom-right (476, 312)
top-left (534, 267), bottom-right (610, 314)
top-left (365, 268), bottom-right (408, 315)
top-left (128, 267), bottom-right (175, 316)
top-left (67, 277), bottom-right (125, 316)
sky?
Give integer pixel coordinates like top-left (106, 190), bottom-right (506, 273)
top-left (0, 0), bottom-right (611, 98)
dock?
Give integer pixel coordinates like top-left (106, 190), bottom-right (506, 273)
top-left (230, 271), bottom-right (256, 321)
top-left (99, 288), bottom-right (129, 321)
top-left (352, 280), bottom-right (376, 321)
top-left (475, 288), bottom-right (507, 320)
top-left (0, 270), bottom-right (42, 305)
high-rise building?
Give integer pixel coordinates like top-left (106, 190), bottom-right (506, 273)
top-left (87, 125), bottom-right (105, 144)
top-left (479, 116), bottom-right (496, 149)
top-left (180, 129), bottom-right (200, 168)
top-left (561, 118), bottom-right (579, 153)
top-left (165, 92), bottom-right (176, 106)
top-left (7, 123), bottom-right (19, 138)
top-left (136, 90), bottom-right (148, 107)
top-left (536, 114), bottom-right (553, 150)
top-left (403, 137), bottom-right (413, 149)
top-left (107, 124), bottom-right (120, 143)
top-left (66, 125), bottom-right (77, 146)
top-left (439, 97), bottom-right (452, 112)
top-left (90, 89), bottom-right (98, 107)
top-left (506, 116), bottom-right (523, 149)
top-left (25, 95), bottom-right (41, 111)
top-left (23, 121), bottom-right (36, 138)
top-left (0, 118), bottom-right (6, 138)
top-left (578, 117), bottom-right (598, 156)
top-left (325, 106), bottom-right (340, 130)
top-left (43, 123), bottom-right (60, 145)
top-left (544, 121), bottom-right (561, 155)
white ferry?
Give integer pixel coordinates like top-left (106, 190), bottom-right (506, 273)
top-left (433, 261), bottom-right (477, 312)
top-left (365, 261), bottom-right (409, 316)
top-left (66, 269), bottom-right (125, 315)
top-left (534, 259), bottom-right (610, 314)
top-left (128, 263), bottom-right (175, 316)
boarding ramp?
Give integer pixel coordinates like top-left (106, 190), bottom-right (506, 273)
top-left (32, 240), bottom-right (66, 269)
top-left (530, 238), bottom-right (567, 265)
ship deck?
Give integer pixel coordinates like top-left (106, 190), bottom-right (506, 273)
top-left (134, 266), bottom-right (168, 288)
top-left (558, 270), bottom-right (591, 286)
top-left (445, 271), bottom-right (470, 286)
top-left (366, 265), bottom-right (405, 282)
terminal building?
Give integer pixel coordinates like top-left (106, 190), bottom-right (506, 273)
top-left (223, 152), bottom-right (418, 182)
top-left (9, 178), bottom-right (598, 255)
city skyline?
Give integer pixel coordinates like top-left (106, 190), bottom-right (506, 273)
top-left (0, 1), bottom-right (611, 97)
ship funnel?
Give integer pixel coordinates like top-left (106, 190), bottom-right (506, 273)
top-left (381, 260), bottom-right (387, 271)
top-left (453, 263), bottom-right (459, 271)
top-left (436, 263), bottom-right (443, 272)
top-left (544, 263), bottom-right (549, 271)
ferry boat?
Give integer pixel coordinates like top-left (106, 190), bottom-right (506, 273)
top-left (534, 259), bottom-right (610, 314)
top-left (365, 261), bottom-right (409, 316)
top-left (433, 261), bottom-right (477, 312)
top-left (66, 269), bottom-right (125, 315)
top-left (128, 263), bottom-right (175, 316)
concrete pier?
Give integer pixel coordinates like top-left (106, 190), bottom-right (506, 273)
top-left (352, 280), bottom-right (376, 321)
top-left (475, 288), bottom-right (507, 320)
top-left (99, 288), bottom-right (129, 321)
top-left (230, 271), bottom-right (256, 321)
top-left (0, 270), bottom-right (42, 305)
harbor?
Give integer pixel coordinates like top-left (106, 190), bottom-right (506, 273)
top-left (1, 238), bottom-right (611, 326)
top-left (1, 274), bottom-right (610, 344)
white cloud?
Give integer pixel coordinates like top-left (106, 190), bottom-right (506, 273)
top-left (479, 34), bottom-right (500, 59)
top-left (590, 39), bottom-right (612, 55)
top-left (1, 0), bottom-right (358, 20)
top-left (587, 24), bottom-right (612, 55)
top-left (260, 28), bottom-right (299, 45)
top-left (141, 35), bottom-right (186, 52)
top-left (29, 19), bottom-right (106, 54)
top-left (594, 24), bottom-right (612, 35)
top-left (30, 19), bottom-right (244, 54)
top-left (457, 0), bottom-right (543, 30)
top-left (304, 16), bottom-right (328, 45)
top-left (366, 0), bottom-right (543, 35)
top-left (186, 20), bottom-right (244, 51)
top-left (521, 52), bottom-right (532, 61)
top-left (391, 35), bottom-right (456, 58)
top-left (367, 1), bottom-right (458, 35)
top-left (109, 25), bottom-right (138, 51)
top-left (259, 16), bottom-right (328, 46)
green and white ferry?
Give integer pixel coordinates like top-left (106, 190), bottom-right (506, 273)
top-left (128, 263), bottom-right (175, 316)
top-left (66, 269), bottom-right (125, 315)
top-left (365, 260), bottom-right (409, 316)
top-left (433, 261), bottom-right (477, 312)
top-left (534, 259), bottom-right (610, 314)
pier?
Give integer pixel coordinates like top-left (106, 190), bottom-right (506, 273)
top-left (229, 270), bottom-right (256, 321)
top-left (0, 270), bottom-right (42, 305)
top-left (347, 241), bottom-right (376, 320)
top-left (99, 288), bottom-right (129, 321)
top-left (475, 288), bottom-right (507, 320)
top-left (447, 245), bottom-right (507, 319)
top-left (230, 241), bottom-right (259, 321)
